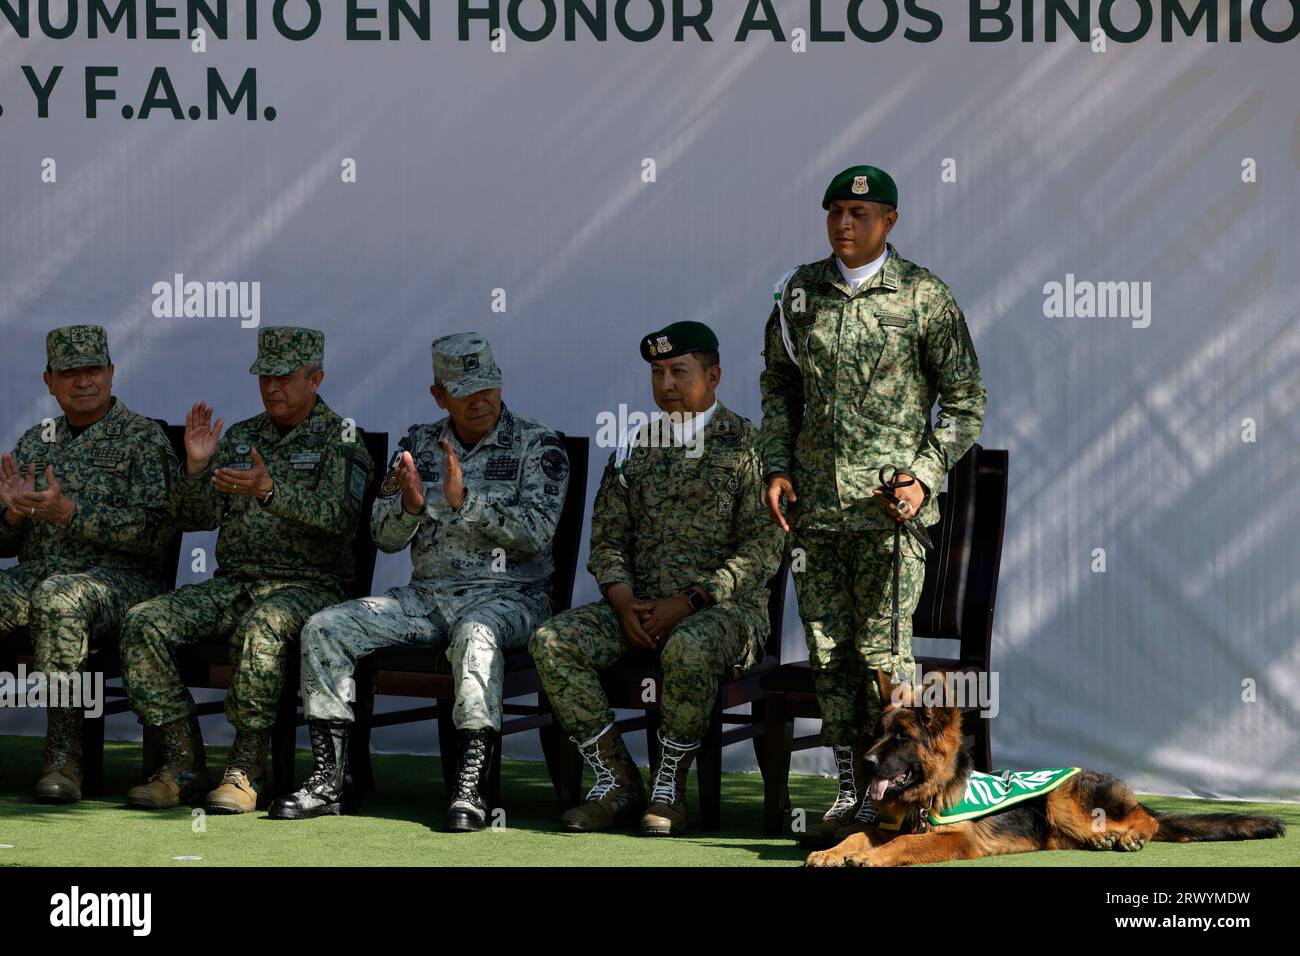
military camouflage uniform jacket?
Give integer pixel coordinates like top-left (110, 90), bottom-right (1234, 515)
top-left (369, 403), bottom-right (568, 621)
top-left (758, 242), bottom-right (987, 531)
top-left (0, 398), bottom-right (176, 581)
top-left (588, 401), bottom-right (785, 664)
top-left (174, 396), bottom-right (371, 594)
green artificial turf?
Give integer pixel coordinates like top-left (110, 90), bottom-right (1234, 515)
top-left (0, 735), bottom-right (1295, 867)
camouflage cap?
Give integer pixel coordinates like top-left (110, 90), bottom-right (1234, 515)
top-left (249, 326), bottom-right (325, 376)
top-left (46, 325), bottom-right (111, 371)
top-left (640, 321), bottom-right (719, 362)
top-left (822, 165), bottom-right (899, 209)
top-left (432, 332), bottom-right (502, 399)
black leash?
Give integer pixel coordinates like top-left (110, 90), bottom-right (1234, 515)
top-left (877, 465), bottom-right (934, 657)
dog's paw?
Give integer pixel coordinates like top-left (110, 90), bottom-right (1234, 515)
top-left (843, 853), bottom-right (880, 868)
top-left (1089, 833), bottom-right (1118, 850)
top-left (1118, 834), bottom-right (1146, 852)
top-left (804, 850), bottom-right (844, 868)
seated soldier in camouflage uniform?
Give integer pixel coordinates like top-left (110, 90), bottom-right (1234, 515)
top-left (271, 333), bottom-right (568, 832)
top-left (0, 325), bottom-right (176, 803)
top-left (119, 327), bottom-right (373, 813)
top-left (531, 322), bottom-right (785, 836)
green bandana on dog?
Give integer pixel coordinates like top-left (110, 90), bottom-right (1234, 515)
top-left (926, 768), bottom-right (1082, 826)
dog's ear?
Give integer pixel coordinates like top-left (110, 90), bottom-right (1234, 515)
top-left (920, 705), bottom-right (959, 737)
top-left (877, 670), bottom-right (914, 709)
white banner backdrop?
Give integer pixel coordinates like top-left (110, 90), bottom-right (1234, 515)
top-left (1, 4), bottom-right (1297, 801)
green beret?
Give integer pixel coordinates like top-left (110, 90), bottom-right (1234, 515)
top-left (46, 325), bottom-right (110, 370)
top-left (822, 165), bottom-right (898, 209)
top-left (640, 321), bottom-right (719, 363)
top-left (249, 326), bottom-right (324, 376)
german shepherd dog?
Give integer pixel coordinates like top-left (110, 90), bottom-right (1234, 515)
top-left (806, 698), bottom-right (1286, 867)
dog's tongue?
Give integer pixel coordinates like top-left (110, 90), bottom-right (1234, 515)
top-left (869, 778), bottom-right (890, 802)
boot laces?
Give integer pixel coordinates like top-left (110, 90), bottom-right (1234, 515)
top-left (650, 740), bottom-right (697, 805)
top-left (577, 739), bottom-right (619, 801)
top-left (301, 726), bottom-right (341, 793)
top-left (222, 767), bottom-right (250, 787)
top-left (454, 735), bottom-right (489, 802)
top-left (827, 745), bottom-right (859, 815)
top-left (854, 801), bottom-right (880, 824)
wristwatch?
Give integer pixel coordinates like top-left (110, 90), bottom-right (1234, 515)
top-left (258, 485), bottom-right (275, 508)
top-left (684, 586), bottom-right (711, 614)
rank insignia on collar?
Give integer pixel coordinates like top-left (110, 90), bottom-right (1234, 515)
top-left (105, 423), bottom-right (122, 438)
top-left (311, 420), bottom-right (326, 433)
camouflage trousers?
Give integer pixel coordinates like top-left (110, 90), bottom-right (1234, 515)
top-left (300, 584), bottom-right (547, 732)
top-left (791, 528), bottom-right (926, 747)
top-left (530, 600), bottom-right (762, 745)
top-left (120, 576), bottom-right (342, 731)
top-left (0, 563), bottom-right (158, 678)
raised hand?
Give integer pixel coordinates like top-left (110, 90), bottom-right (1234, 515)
top-left (440, 438), bottom-right (465, 511)
top-left (396, 451), bottom-right (425, 516)
top-left (184, 402), bottom-right (225, 476)
top-left (0, 454), bottom-right (35, 524)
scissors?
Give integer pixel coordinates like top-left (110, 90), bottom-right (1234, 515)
top-left (877, 464), bottom-right (934, 551)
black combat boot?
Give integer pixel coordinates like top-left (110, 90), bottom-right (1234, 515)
top-left (269, 720), bottom-right (356, 820)
top-left (444, 728), bottom-right (497, 833)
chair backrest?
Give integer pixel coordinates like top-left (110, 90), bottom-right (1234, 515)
top-left (764, 553), bottom-right (792, 660)
top-left (349, 430), bottom-right (390, 600)
top-left (913, 445), bottom-right (980, 642)
top-left (960, 448), bottom-right (1008, 668)
top-left (158, 422), bottom-right (187, 590)
top-left (549, 434), bottom-right (590, 614)
top-left (911, 443), bottom-right (1009, 667)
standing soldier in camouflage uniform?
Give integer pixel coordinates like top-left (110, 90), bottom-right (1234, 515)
top-left (0, 326), bottom-right (176, 803)
top-left (758, 166), bottom-right (987, 846)
top-left (120, 327), bottom-right (373, 813)
top-left (270, 333), bottom-right (567, 832)
top-left (531, 322), bottom-right (785, 837)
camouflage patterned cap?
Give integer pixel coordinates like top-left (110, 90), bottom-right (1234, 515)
top-left (46, 325), bottom-right (111, 371)
top-left (432, 332), bottom-right (502, 399)
top-left (248, 326), bottom-right (325, 376)
top-left (822, 165), bottom-right (899, 209)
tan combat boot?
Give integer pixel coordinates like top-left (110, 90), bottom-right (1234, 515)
top-left (35, 706), bottom-right (84, 804)
top-left (640, 732), bottom-right (699, 837)
top-left (127, 716), bottom-right (212, 809)
top-left (560, 722), bottom-right (646, 832)
top-left (206, 729), bottom-right (268, 814)
top-left (800, 741), bottom-right (868, 849)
